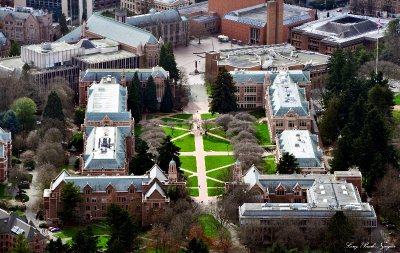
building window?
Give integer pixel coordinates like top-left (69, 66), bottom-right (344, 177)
top-left (101, 197), bottom-right (107, 203)
top-left (276, 121), bottom-right (283, 127)
top-left (153, 203), bottom-right (160, 208)
top-left (85, 189), bottom-right (90, 194)
top-left (299, 120), bottom-right (307, 127)
top-left (245, 87), bottom-right (256, 93)
top-left (288, 121), bottom-right (295, 128)
top-left (276, 189), bottom-right (285, 196)
top-left (245, 95), bottom-right (256, 102)
top-left (91, 198), bottom-right (97, 203)
top-left (250, 27), bottom-right (260, 44)
top-left (86, 206), bottom-right (90, 211)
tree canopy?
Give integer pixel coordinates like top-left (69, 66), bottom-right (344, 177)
top-left (160, 79), bottom-right (174, 113)
top-left (0, 110), bottom-right (20, 136)
top-left (157, 136), bottom-right (181, 173)
top-left (43, 91), bottom-right (64, 121)
top-left (277, 152), bottom-right (299, 174)
top-left (11, 97), bottom-right (37, 131)
top-left (144, 76), bottom-right (158, 112)
top-left (70, 227), bottom-right (98, 253)
top-left (59, 13), bottom-right (69, 35)
top-left (8, 234), bottom-right (32, 253)
top-left (325, 211), bottom-right (354, 253)
top-left (209, 68), bottom-right (237, 114)
top-left (159, 43), bottom-right (179, 81)
top-left (59, 182), bottom-right (83, 224)
top-left (127, 72), bottom-right (143, 122)
top-left (130, 138), bottom-right (155, 175)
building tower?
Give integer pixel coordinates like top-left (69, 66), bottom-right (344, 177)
top-left (115, 8), bottom-right (127, 23)
top-left (168, 159), bottom-right (178, 182)
top-left (232, 160), bottom-right (242, 183)
top-left (266, 0), bottom-right (284, 45)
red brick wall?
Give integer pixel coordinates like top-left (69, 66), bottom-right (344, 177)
top-left (208, 0), bottom-right (264, 16)
top-left (221, 19), bottom-right (253, 44)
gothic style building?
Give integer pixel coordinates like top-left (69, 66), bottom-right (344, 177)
top-left (0, 127), bottom-right (11, 183)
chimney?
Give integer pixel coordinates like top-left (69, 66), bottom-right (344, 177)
top-left (266, 0), bottom-right (284, 45)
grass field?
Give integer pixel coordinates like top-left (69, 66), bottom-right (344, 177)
top-left (187, 188), bottom-right (199, 197)
top-left (134, 124), bottom-right (142, 137)
top-left (207, 188), bottom-right (225, 197)
top-left (96, 236), bottom-right (110, 249)
top-left (180, 156), bottom-right (197, 172)
top-left (209, 127), bottom-right (226, 138)
top-left (201, 113), bottom-right (219, 120)
top-left (198, 215), bottom-right (220, 239)
top-left (162, 127), bottom-right (189, 139)
top-left (0, 184), bottom-right (11, 200)
top-left (171, 114), bottom-right (192, 120)
top-left (255, 122), bottom-right (271, 145)
top-left (173, 134), bottom-right (195, 152)
top-left (392, 110), bottom-right (400, 123)
top-left (14, 210), bottom-right (25, 216)
top-left (264, 155), bottom-right (277, 174)
top-left (207, 167), bottom-right (231, 181)
top-left (54, 224), bottom-right (110, 239)
top-left (186, 176), bottom-right (198, 188)
top-left (205, 156), bottom-right (235, 171)
top-left (206, 178), bottom-right (225, 187)
top-left (203, 135), bottom-right (232, 152)
top-left (393, 94), bottom-right (400, 105)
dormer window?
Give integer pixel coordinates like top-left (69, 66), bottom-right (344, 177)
top-left (276, 189), bottom-right (285, 196)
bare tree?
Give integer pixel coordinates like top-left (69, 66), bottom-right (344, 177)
top-left (275, 222), bottom-right (307, 250)
top-left (215, 114), bottom-right (234, 131)
top-left (20, 150), bottom-right (35, 165)
top-left (233, 112), bottom-right (256, 123)
top-left (36, 163), bottom-right (58, 191)
top-left (231, 130), bottom-right (258, 145)
top-left (218, 187), bottom-right (257, 223)
top-left (190, 21), bottom-right (209, 44)
top-left (213, 229), bottom-right (232, 253)
top-left (47, 78), bottom-right (75, 118)
top-left (201, 120), bottom-right (214, 135)
top-left (44, 128), bottom-right (63, 143)
top-left (359, 61), bottom-right (400, 80)
top-left (36, 142), bottom-right (65, 167)
top-left (373, 167), bottom-right (400, 220)
top-left (26, 131), bottom-right (40, 150)
top-left (226, 120), bottom-right (256, 136)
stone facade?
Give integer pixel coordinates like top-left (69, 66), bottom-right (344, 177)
top-left (0, 128), bottom-right (11, 183)
top-left (0, 7), bottom-right (54, 45)
top-left (43, 164), bottom-right (185, 227)
top-left (121, 0), bottom-right (189, 15)
top-left (350, 0), bottom-right (400, 18)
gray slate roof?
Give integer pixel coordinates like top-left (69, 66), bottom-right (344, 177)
top-left (316, 17), bottom-right (378, 39)
top-left (126, 9), bottom-right (183, 27)
top-left (80, 67), bottom-right (169, 82)
top-left (0, 127), bottom-right (11, 158)
top-left (0, 209), bottom-right (46, 241)
top-left (86, 112), bottom-right (131, 122)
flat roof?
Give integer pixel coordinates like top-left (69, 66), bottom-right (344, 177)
top-left (91, 127), bottom-right (116, 160)
top-left (23, 41), bottom-right (78, 53)
top-left (87, 78), bottom-right (124, 113)
top-left (75, 50), bottom-right (137, 64)
top-left (178, 1), bottom-right (208, 15)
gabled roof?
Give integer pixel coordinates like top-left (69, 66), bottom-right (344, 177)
top-left (79, 67), bottom-right (169, 82)
top-left (126, 9), bottom-right (183, 27)
top-left (0, 127), bottom-right (11, 143)
top-left (144, 182), bottom-right (167, 199)
top-left (149, 164), bottom-right (168, 182)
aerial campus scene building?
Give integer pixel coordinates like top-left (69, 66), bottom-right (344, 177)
top-left (0, 0), bottom-right (398, 252)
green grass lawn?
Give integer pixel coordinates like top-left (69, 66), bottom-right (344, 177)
top-left (96, 236), bottom-right (110, 249)
top-left (205, 155), bottom-right (235, 171)
top-left (14, 210), bottom-right (25, 216)
top-left (207, 178), bottom-right (225, 187)
top-left (255, 122), bottom-right (271, 145)
top-left (0, 183), bottom-right (11, 200)
top-left (161, 117), bottom-right (185, 123)
top-left (249, 110), bottom-right (266, 119)
top-left (187, 188), bottom-right (199, 197)
top-left (207, 167), bottom-right (231, 181)
top-left (393, 94), bottom-right (400, 105)
top-left (201, 113), bottom-right (219, 120)
top-left (207, 188), bottom-right (225, 197)
top-left (171, 114), bottom-right (193, 120)
top-left (203, 135), bottom-right (232, 152)
top-left (54, 225), bottom-right (110, 239)
top-left (180, 156), bottom-right (197, 172)
top-left (173, 134), bottom-right (195, 152)
top-left (392, 110), bottom-right (400, 123)
top-left (209, 127), bottom-right (226, 138)
top-left (264, 155), bottom-right (277, 174)
top-left (134, 124), bottom-right (142, 137)
top-left (186, 176), bottom-right (198, 188)
top-left (162, 127), bottom-right (189, 139)
top-left (198, 215), bottom-right (220, 239)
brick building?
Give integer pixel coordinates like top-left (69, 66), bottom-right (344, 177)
top-left (78, 67), bottom-right (170, 107)
top-left (0, 7), bottom-right (54, 45)
top-left (93, 0), bottom-right (120, 11)
top-left (350, 0), bottom-right (400, 18)
top-left (291, 14), bottom-right (388, 55)
top-left (0, 32), bottom-right (9, 56)
top-left (43, 163), bottom-right (185, 227)
top-left (205, 44), bottom-right (330, 89)
top-left (0, 209), bottom-right (46, 253)
top-left (0, 0), bottom-right (12, 7)
top-left (0, 127), bottom-right (11, 183)
top-left (80, 76), bottom-right (134, 176)
top-left (121, 0), bottom-right (190, 15)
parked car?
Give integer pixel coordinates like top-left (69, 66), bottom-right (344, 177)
top-left (386, 223), bottom-right (396, 230)
top-left (50, 227), bottom-right (60, 232)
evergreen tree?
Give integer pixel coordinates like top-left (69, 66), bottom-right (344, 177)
top-left (165, 43), bottom-right (179, 81)
top-left (130, 138), bottom-right (154, 175)
top-left (106, 238), bottom-right (124, 253)
top-left (276, 152), bottom-right (299, 174)
top-left (185, 238), bottom-right (209, 253)
top-left (158, 44), bottom-right (168, 72)
top-left (59, 182), bottom-right (83, 224)
top-left (319, 97), bottom-right (340, 144)
top-left (46, 238), bottom-right (67, 253)
top-left (157, 136), bottom-right (181, 173)
top-left (71, 227), bottom-right (98, 253)
top-left (1, 110), bottom-right (20, 136)
top-left (128, 72), bottom-right (143, 122)
top-left (8, 234), bottom-right (32, 253)
top-left (160, 79), bottom-right (174, 113)
top-left (74, 107), bottom-right (86, 125)
top-left (325, 211), bottom-right (354, 253)
top-left (9, 40), bottom-right (21, 57)
top-left (106, 204), bottom-right (140, 252)
top-left (209, 68), bottom-right (237, 114)
top-left (43, 91), bottom-right (64, 121)
top-left (59, 13), bottom-right (69, 35)
top-left (144, 76), bottom-right (158, 112)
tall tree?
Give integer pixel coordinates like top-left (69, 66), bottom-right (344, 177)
top-left (160, 79), bottom-right (174, 113)
top-left (209, 68), bottom-right (237, 114)
top-left (157, 136), bottom-right (181, 173)
top-left (325, 211), bottom-right (354, 253)
top-left (59, 182), bottom-right (83, 224)
top-left (59, 13), bottom-right (69, 35)
top-left (9, 40), bottom-right (21, 57)
top-left (165, 43), bottom-right (179, 81)
top-left (185, 238), bottom-right (209, 253)
top-left (129, 138), bottom-right (154, 175)
top-left (8, 234), bottom-right (32, 253)
top-left (46, 238), bottom-right (67, 253)
top-left (106, 204), bottom-right (140, 253)
top-left (11, 97), bottom-right (37, 131)
top-left (1, 110), bottom-right (20, 136)
top-left (43, 91), bottom-right (64, 121)
top-left (276, 152), bottom-right (299, 174)
top-left (70, 227), bottom-right (98, 253)
top-left (144, 76), bottom-right (158, 112)
top-left (128, 72), bottom-right (143, 122)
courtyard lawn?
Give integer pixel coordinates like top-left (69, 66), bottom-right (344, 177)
top-left (392, 111), bottom-right (400, 123)
top-left (54, 225), bottom-right (110, 239)
top-left (162, 127), bottom-right (188, 139)
top-left (201, 113), bottom-right (219, 120)
top-left (255, 122), bottom-right (271, 146)
top-left (186, 176), bottom-right (198, 188)
top-left (203, 135), bottom-right (232, 152)
top-left (249, 110), bottom-right (265, 119)
top-left (0, 184), bottom-right (11, 200)
top-left (206, 178), bottom-right (225, 187)
top-left (134, 124), bottom-right (142, 137)
top-left (207, 167), bottom-right (231, 182)
top-left (187, 188), bottom-right (199, 197)
top-left (96, 236), bottom-right (110, 250)
top-left (207, 188), bottom-right (225, 197)
top-left (180, 156), bottom-right (197, 173)
top-left (209, 127), bottom-right (226, 138)
top-left (14, 210), bottom-right (25, 216)
top-left (264, 155), bottom-right (277, 174)
top-left (198, 215), bottom-right (220, 239)
top-left (161, 117), bottom-right (185, 123)
top-left (173, 134), bottom-right (195, 152)
top-left (205, 155), bottom-right (235, 171)
top-left (393, 94), bottom-right (400, 105)
top-left (171, 114), bottom-right (192, 120)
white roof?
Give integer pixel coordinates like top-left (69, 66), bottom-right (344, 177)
top-left (149, 164), bottom-right (168, 182)
top-left (144, 182), bottom-right (166, 199)
top-left (87, 80), bottom-right (122, 113)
